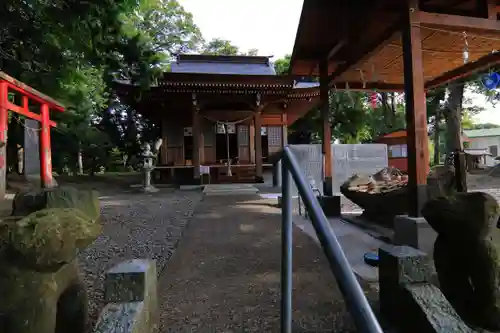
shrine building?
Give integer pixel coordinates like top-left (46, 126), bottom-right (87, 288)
top-left (115, 54), bottom-right (320, 185)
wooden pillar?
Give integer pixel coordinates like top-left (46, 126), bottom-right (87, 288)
top-left (282, 112), bottom-right (288, 147)
top-left (199, 119), bottom-right (205, 164)
top-left (0, 81), bottom-right (7, 197)
top-left (319, 60), bottom-right (333, 196)
top-left (192, 109), bottom-right (201, 181)
top-left (254, 112), bottom-right (263, 181)
top-left (249, 123), bottom-right (256, 163)
top-left (402, 0), bottom-right (429, 217)
top-left (39, 103), bottom-right (53, 188)
top-left (160, 118), bottom-right (168, 165)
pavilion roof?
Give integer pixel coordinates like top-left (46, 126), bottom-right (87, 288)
top-left (171, 54), bottom-right (276, 75)
top-left (290, 0), bottom-right (500, 91)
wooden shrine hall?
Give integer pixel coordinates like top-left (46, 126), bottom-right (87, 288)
top-left (115, 54), bottom-right (320, 184)
top-left (290, 0), bottom-right (500, 216)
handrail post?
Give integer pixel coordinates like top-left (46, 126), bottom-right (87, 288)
top-left (281, 160), bottom-right (293, 333)
top-left (282, 146), bottom-right (383, 333)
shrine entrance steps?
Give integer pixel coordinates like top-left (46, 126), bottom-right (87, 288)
top-left (202, 183), bottom-right (259, 196)
top-left (157, 195), bottom-right (379, 332)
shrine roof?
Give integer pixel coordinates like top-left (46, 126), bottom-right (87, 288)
top-left (171, 54), bottom-right (276, 75)
top-left (464, 127), bottom-right (500, 137)
top-left (290, 0), bottom-right (500, 91)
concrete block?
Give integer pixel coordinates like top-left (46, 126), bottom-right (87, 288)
top-left (399, 284), bottom-right (472, 333)
top-left (394, 215), bottom-right (437, 254)
top-left (93, 302), bottom-right (145, 333)
top-left (379, 245), bottom-right (433, 324)
top-left (104, 259), bottom-right (157, 332)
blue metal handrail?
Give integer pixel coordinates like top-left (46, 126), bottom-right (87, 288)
top-left (280, 146), bottom-right (383, 333)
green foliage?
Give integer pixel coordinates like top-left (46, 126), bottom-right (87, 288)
top-left (274, 55), bottom-right (291, 75)
top-left (202, 38), bottom-right (240, 56)
top-left (1, 0), bottom-right (205, 174)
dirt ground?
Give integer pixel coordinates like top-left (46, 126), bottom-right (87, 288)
top-left (158, 195), bottom-right (382, 332)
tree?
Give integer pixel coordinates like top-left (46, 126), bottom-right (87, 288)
top-left (274, 55), bottom-right (291, 75)
top-left (468, 123), bottom-right (500, 129)
top-left (202, 38), bottom-right (239, 55)
top-left (120, 0), bottom-right (203, 58)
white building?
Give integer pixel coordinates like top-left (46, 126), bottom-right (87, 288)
top-left (464, 128), bottom-right (500, 166)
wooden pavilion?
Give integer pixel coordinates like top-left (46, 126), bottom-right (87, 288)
top-left (290, 0), bottom-right (500, 216)
top-left (115, 54), bottom-right (320, 185)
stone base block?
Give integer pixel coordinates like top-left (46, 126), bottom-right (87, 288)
top-left (25, 174), bottom-right (58, 187)
top-left (141, 185), bottom-right (159, 193)
top-left (379, 245), bottom-right (433, 325)
top-left (394, 215), bottom-right (437, 254)
top-left (103, 259), bottom-right (158, 332)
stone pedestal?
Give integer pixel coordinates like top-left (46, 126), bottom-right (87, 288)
top-left (102, 259), bottom-right (158, 333)
top-left (394, 215), bottom-right (437, 254)
top-left (272, 160), bottom-right (282, 188)
top-left (141, 167), bottom-right (158, 193)
top-left (23, 119), bottom-right (57, 187)
top-left (319, 195), bottom-right (341, 217)
top-left (379, 245), bottom-right (432, 324)
top-left (24, 118), bottom-right (40, 183)
top-left (379, 245), bottom-right (472, 333)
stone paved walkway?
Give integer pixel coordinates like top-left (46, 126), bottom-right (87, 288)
top-left (157, 195), bottom-right (380, 332)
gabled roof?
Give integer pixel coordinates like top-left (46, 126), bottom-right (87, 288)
top-left (170, 54), bottom-right (276, 75)
top-left (464, 128), bottom-right (500, 138)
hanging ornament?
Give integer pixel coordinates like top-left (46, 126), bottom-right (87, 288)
top-left (370, 92), bottom-right (378, 109)
top-left (345, 82), bottom-right (355, 107)
top-left (370, 64), bottom-right (378, 110)
top-left (481, 72), bottom-right (500, 90)
top-left (463, 32), bottom-right (469, 64)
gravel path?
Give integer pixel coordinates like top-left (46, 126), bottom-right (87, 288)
top-left (77, 189), bottom-right (202, 328)
top-left (158, 195), bottom-right (381, 332)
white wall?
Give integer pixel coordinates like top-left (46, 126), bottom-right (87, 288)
top-left (468, 136), bottom-right (500, 166)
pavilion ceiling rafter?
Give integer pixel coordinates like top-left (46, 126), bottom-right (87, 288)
top-left (327, 19), bottom-right (404, 85)
top-left (415, 10), bottom-right (500, 33)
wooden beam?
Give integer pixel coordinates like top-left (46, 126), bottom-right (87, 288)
top-left (402, 0), bottom-right (429, 217)
top-left (333, 81), bottom-right (405, 92)
top-left (320, 60), bottom-right (333, 196)
top-left (476, 0), bottom-right (497, 19)
top-left (419, 5), bottom-right (477, 17)
top-left (327, 21), bottom-right (401, 85)
top-left (0, 73), bottom-right (65, 111)
top-left (425, 52), bottom-right (500, 89)
top-left (327, 40), bottom-right (347, 60)
top-left (416, 11), bottom-right (500, 33)
top-left (6, 101), bottom-right (57, 127)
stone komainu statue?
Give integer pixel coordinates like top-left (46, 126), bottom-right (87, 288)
top-left (0, 186), bottom-right (101, 333)
top-left (422, 191), bottom-right (500, 330)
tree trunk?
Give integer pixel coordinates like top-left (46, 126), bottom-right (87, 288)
top-left (390, 93), bottom-right (397, 127)
top-left (433, 111), bottom-right (440, 165)
top-left (444, 82), bottom-right (467, 191)
top-left (77, 150), bottom-right (83, 175)
top-left (445, 83), bottom-right (464, 153)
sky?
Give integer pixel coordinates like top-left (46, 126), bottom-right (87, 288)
top-left (178, 0), bottom-right (499, 126)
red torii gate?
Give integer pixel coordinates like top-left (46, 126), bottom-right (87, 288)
top-left (0, 72), bottom-right (64, 196)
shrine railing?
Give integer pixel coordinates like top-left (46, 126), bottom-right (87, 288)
top-left (279, 146), bottom-right (383, 333)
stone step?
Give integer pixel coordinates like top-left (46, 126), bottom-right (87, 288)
top-left (202, 184), bottom-right (259, 196)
